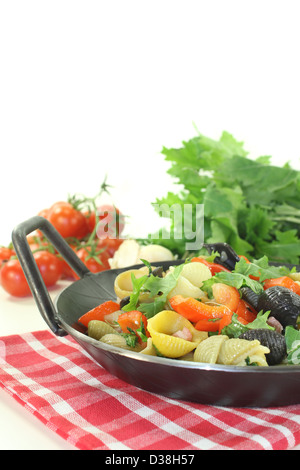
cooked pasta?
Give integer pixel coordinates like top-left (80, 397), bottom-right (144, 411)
top-left (194, 335), bottom-right (270, 366)
top-left (114, 266), bottom-right (150, 300)
top-left (194, 335), bottom-right (228, 364)
top-left (88, 320), bottom-right (117, 340)
top-left (218, 338), bottom-right (270, 366)
top-left (167, 262), bottom-right (211, 300)
top-left (139, 338), bottom-right (157, 356)
top-left (83, 257), bottom-right (286, 368)
top-left (147, 310), bottom-right (207, 358)
top-left (100, 333), bottom-right (142, 352)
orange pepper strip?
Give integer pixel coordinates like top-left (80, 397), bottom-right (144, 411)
top-left (169, 295), bottom-right (231, 323)
top-left (78, 300), bottom-right (120, 327)
top-left (263, 276), bottom-right (300, 296)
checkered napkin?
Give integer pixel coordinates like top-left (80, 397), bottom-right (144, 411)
top-left (0, 330), bottom-right (299, 450)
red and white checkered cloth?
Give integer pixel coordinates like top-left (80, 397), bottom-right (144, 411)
top-left (0, 330), bottom-right (299, 450)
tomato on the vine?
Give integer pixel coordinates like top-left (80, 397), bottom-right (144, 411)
top-left (0, 247), bottom-right (14, 267)
top-left (47, 202), bottom-right (89, 239)
top-left (97, 237), bottom-right (124, 257)
top-left (0, 259), bottom-right (31, 297)
top-left (0, 251), bottom-right (63, 297)
top-left (34, 250), bottom-right (63, 286)
top-left (75, 246), bottom-right (110, 276)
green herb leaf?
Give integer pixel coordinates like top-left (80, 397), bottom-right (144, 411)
top-left (122, 262), bottom-right (185, 319)
top-left (285, 326), bottom-right (300, 365)
top-left (148, 129), bottom-right (300, 264)
top-left (221, 311), bottom-right (273, 338)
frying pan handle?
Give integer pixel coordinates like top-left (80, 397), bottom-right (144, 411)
top-left (11, 216), bottom-right (91, 336)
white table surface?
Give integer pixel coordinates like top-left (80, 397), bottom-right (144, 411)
top-left (0, 282), bottom-right (299, 451)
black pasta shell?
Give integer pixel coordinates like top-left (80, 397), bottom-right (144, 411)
top-left (239, 329), bottom-right (287, 365)
top-left (257, 286), bottom-right (300, 328)
top-left (240, 287), bottom-right (260, 310)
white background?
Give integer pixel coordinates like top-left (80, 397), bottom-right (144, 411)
top-left (1, 0), bottom-right (300, 450)
top-left (1, 0), bottom-right (300, 245)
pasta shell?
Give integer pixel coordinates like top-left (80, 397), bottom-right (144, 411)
top-left (167, 275), bottom-right (207, 300)
top-left (194, 335), bottom-right (229, 364)
top-left (114, 266), bottom-right (150, 300)
top-left (88, 320), bottom-right (117, 340)
top-left (167, 262), bottom-right (211, 300)
top-left (147, 310), bottom-right (207, 358)
top-left (218, 338), bottom-right (270, 366)
top-left (100, 333), bottom-right (142, 352)
top-left (180, 262), bottom-right (212, 287)
top-left (139, 338), bottom-right (157, 356)
top-left (138, 244), bottom-right (174, 263)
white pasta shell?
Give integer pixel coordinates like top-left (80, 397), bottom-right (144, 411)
top-left (114, 266), bottom-right (150, 300)
top-left (138, 244), bottom-right (174, 263)
top-left (218, 338), bottom-right (270, 366)
top-left (180, 262), bottom-right (212, 287)
top-left (167, 275), bottom-right (207, 300)
top-left (194, 335), bottom-right (229, 364)
top-left (147, 310), bottom-right (207, 358)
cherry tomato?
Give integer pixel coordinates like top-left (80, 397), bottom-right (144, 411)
top-left (96, 205), bottom-right (125, 238)
top-left (96, 237), bottom-right (124, 257)
top-left (75, 246), bottom-right (110, 276)
top-left (34, 250), bottom-right (63, 286)
top-left (48, 202), bottom-right (89, 239)
top-left (0, 259), bottom-right (31, 297)
top-left (83, 211), bottom-right (96, 234)
top-left (0, 247), bottom-right (14, 267)
top-left (1, 251), bottom-right (63, 297)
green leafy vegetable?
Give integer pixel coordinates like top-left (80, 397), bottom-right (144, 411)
top-left (221, 311), bottom-right (274, 338)
top-left (149, 130), bottom-right (300, 264)
top-left (122, 263), bottom-right (185, 318)
top-left (285, 326), bottom-right (300, 365)
top-left (202, 255), bottom-right (293, 296)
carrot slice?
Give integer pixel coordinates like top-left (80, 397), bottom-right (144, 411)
top-left (78, 300), bottom-right (120, 327)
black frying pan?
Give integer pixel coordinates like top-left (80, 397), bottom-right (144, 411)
top-left (11, 216), bottom-right (300, 407)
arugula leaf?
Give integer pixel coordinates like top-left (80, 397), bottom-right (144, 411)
top-left (139, 263), bottom-right (185, 318)
top-left (121, 273), bottom-right (148, 312)
top-left (221, 311), bottom-right (273, 338)
top-left (202, 269), bottom-right (263, 297)
top-left (121, 332), bottom-right (138, 348)
top-left (285, 326), bottom-right (300, 365)
top-left (234, 256), bottom-right (291, 281)
top-left (122, 262), bottom-right (185, 319)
